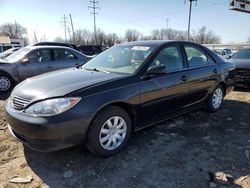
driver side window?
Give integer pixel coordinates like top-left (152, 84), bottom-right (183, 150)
top-left (27, 49), bottom-right (51, 63)
top-left (150, 45), bottom-right (184, 72)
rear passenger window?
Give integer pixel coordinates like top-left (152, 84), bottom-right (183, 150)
top-left (151, 46), bottom-right (184, 72)
top-left (184, 46), bottom-right (209, 68)
top-left (54, 49), bottom-right (77, 61)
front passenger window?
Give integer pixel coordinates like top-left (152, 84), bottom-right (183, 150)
top-left (151, 46), bottom-right (184, 72)
top-left (28, 49), bottom-right (51, 63)
top-left (54, 49), bottom-right (77, 61)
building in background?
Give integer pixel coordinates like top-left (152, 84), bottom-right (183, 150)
top-left (0, 36), bottom-right (24, 53)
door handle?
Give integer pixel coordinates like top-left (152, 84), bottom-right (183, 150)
top-left (213, 69), bottom-right (218, 73)
top-left (47, 66), bottom-right (52, 68)
top-left (181, 75), bottom-right (187, 82)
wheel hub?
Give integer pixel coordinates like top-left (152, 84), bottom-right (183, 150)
top-left (99, 116), bottom-right (127, 151)
top-left (0, 77), bottom-right (11, 91)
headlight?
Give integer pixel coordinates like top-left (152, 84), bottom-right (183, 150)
top-left (24, 97), bottom-right (81, 116)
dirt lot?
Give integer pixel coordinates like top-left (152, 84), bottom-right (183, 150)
top-left (0, 89), bottom-right (250, 188)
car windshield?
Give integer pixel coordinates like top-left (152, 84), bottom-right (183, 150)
top-left (83, 44), bottom-right (154, 74)
top-left (5, 47), bottom-right (32, 62)
top-left (233, 48), bottom-right (250, 60)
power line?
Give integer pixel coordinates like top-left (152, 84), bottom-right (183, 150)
top-left (88, 0), bottom-right (100, 44)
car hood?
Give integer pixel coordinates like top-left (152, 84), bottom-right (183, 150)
top-left (12, 68), bottom-right (124, 102)
top-left (229, 59), bottom-right (250, 69)
top-left (0, 58), bottom-right (12, 63)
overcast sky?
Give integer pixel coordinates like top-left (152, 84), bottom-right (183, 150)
top-left (0, 0), bottom-right (249, 43)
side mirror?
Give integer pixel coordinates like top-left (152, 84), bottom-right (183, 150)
top-left (21, 58), bottom-right (30, 64)
top-left (147, 65), bottom-right (166, 75)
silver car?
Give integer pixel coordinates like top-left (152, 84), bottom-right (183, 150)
top-left (0, 46), bottom-right (91, 93)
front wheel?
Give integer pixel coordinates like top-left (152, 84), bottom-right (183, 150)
top-left (0, 72), bottom-right (14, 94)
top-left (87, 106), bottom-right (132, 157)
top-left (207, 85), bottom-right (224, 112)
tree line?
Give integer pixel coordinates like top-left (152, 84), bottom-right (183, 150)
top-left (0, 21), bottom-right (224, 47)
top-left (57, 26), bottom-right (221, 47)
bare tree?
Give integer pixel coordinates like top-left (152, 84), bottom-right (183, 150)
top-left (0, 22), bottom-right (27, 38)
top-left (54, 37), bottom-right (65, 43)
top-left (151, 29), bottom-right (161, 40)
top-left (96, 29), bottom-right (106, 45)
top-left (193, 26), bottom-right (220, 44)
top-left (105, 33), bottom-right (119, 47)
top-left (73, 29), bottom-right (93, 45)
top-left (125, 29), bottom-right (140, 42)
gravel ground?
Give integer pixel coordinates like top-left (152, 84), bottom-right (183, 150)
top-left (0, 89), bottom-right (249, 188)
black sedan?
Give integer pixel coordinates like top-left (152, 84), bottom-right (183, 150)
top-left (5, 40), bottom-right (235, 157)
top-left (229, 47), bottom-right (250, 87)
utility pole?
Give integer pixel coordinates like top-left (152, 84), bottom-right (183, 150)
top-left (186, 0), bottom-right (197, 41)
top-left (61, 14), bottom-right (68, 42)
top-left (33, 30), bottom-right (38, 44)
top-left (69, 14), bottom-right (75, 42)
top-left (67, 26), bottom-right (71, 42)
top-left (88, 0), bottom-right (100, 45)
top-left (166, 18), bottom-right (169, 30)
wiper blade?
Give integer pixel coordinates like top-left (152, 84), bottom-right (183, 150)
top-left (84, 67), bottom-right (110, 74)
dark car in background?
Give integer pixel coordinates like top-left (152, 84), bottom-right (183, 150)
top-left (5, 40), bottom-right (235, 157)
top-left (229, 47), bottom-right (250, 87)
top-left (0, 45), bottom-right (91, 93)
top-left (78, 45), bottom-right (107, 56)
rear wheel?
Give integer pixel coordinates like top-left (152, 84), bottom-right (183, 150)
top-left (0, 72), bottom-right (14, 94)
top-left (87, 106), bottom-right (132, 157)
top-left (207, 85), bottom-right (224, 112)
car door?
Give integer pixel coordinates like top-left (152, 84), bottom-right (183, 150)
top-left (49, 48), bottom-right (81, 71)
top-left (183, 44), bottom-right (219, 105)
top-left (17, 49), bottom-right (52, 81)
top-left (138, 44), bottom-right (190, 126)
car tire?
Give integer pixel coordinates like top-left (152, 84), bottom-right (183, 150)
top-left (0, 72), bottom-right (14, 94)
top-left (207, 85), bottom-right (224, 112)
top-left (87, 106), bottom-right (132, 157)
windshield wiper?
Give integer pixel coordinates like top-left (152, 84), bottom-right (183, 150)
top-left (84, 67), bottom-right (110, 74)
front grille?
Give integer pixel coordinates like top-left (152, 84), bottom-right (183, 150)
top-left (236, 68), bottom-right (250, 76)
top-left (236, 68), bottom-right (250, 81)
top-left (12, 96), bottom-right (30, 110)
top-left (27, 138), bottom-right (61, 149)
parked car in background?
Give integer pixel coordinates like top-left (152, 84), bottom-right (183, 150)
top-left (78, 45), bottom-right (107, 56)
top-left (34, 42), bottom-right (79, 51)
top-left (229, 47), bottom-right (250, 87)
top-left (0, 47), bottom-right (21, 59)
top-left (5, 40), bottom-right (235, 157)
top-left (212, 48), bottom-right (234, 59)
top-left (0, 45), bottom-right (91, 93)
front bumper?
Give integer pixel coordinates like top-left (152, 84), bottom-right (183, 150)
top-left (5, 99), bottom-right (91, 152)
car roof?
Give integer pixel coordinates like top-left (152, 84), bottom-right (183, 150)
top-left (117, 40), bottom-right (200, 47)
top-left (27, 45), bottom-right (74, 50)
